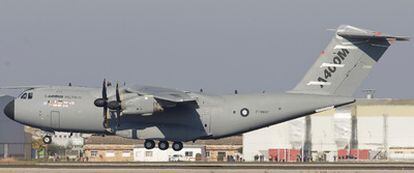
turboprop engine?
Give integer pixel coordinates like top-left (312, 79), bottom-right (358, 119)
top-left (122, 95), bottom-right (163, 116)
top-left (94, 80), bottom-right (165, 128)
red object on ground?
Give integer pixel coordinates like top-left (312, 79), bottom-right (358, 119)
top-left (288, 149), bottom-right (300, 162)
top-left (268, 149), bottom-right (300, 162)
top-left (338, 149), bottom-right (348, 159)
top-left (338, 149), bottom-right (369, 160)
top-left (350, 149), bottom-right (369, 160)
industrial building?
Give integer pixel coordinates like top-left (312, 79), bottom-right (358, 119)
top-left (243, 98), bottom-right (414, 162)
top-left (51, 132), bottom-right (85, 148)
top-left (83, 135), bottom-right (242, 162)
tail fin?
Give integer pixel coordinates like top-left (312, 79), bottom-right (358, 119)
top-left (290, 25), bottom-right (409, 96)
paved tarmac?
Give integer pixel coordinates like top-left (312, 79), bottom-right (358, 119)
top-left (0, 168), bottom-right (413, 173)
top-left (1, 162), bottom-right (414, 173)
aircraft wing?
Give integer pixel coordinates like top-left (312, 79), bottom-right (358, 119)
top-left (126, 85), bottom-right (196, 103)
top-left (0, 85), bottom-right (50, 89)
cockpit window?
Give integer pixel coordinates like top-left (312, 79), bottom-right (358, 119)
top-left (28, 92), bottom-right (33, 99)
top-left (20, 93), bottom-right (27, 99)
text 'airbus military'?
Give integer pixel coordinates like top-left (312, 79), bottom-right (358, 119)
top-left (3, 25), bottom-right (409, 151)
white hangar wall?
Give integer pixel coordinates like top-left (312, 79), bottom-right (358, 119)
top-left (356, 105), bottom-right (414, 148)
top-left (243, 120), bottom-right (291, 161)
top-left (243, 99), bottom-right (414, 162)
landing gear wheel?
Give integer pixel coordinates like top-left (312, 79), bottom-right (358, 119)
top-left (158, 141), bottom-right (169, 150)
top-left (144, 140), bottom-right (156, 150)
top-left (172, 142), bottom-right (183, 151)
top-left (43, 136), bottom-right (52, 144)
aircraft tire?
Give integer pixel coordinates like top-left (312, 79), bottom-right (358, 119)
top-left (144, 140), bottom-right (155, 149)
top-left (172, 142), bottom-right (183, 151)
top-left (158, 141), bottom-right (169, 150)
top-left (43, 136), bottom-right (52, 144)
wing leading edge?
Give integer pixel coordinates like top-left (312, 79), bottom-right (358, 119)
top-left (126, 85), bottom-right (196, 103)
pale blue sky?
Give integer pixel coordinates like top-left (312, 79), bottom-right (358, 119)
top-left (0, 0), bottom-right (413, 98)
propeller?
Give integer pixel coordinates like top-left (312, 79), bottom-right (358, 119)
top-left (107, 82), bottom-right (122, 127)
top-left (94, 79), bottom-right (109, 128)
top-left (94, 80), bottom-right (123, 128)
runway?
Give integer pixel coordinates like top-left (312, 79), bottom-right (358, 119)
top-left (1, 162), bottom-right (414, 173)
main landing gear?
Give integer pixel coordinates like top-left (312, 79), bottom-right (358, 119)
top-left (158, 141), bottom-right (169, 150)
top-left (144, 140), bottom-right (156, 149)
top-left (172, 142), bottom-right (183, 151)
top-left (42, 135), bottom-right (52, 144)
top-left (144, 140), bottom-right (183, 151)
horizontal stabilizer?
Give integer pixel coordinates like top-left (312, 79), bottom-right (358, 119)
top-left (337, 26), bottom-right (410, 41)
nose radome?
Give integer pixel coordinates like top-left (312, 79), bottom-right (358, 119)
top-left (4, 100), bottom-right (14, 120)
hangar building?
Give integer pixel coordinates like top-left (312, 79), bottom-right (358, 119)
top-left (243, 98), bottom-right (414, 162)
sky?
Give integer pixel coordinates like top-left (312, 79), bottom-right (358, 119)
top-left (0, 0), bottom-right (413, 98)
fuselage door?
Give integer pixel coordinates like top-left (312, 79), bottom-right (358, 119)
top-left (200, 109), bottom-right (211, 135)
top-left (50, 111), bottom-right (60, 129)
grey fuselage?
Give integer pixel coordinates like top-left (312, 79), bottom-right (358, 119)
top-left (5, 25), bottom-right (405, 142)
top-left (8, 86), bottom-right (354, 142)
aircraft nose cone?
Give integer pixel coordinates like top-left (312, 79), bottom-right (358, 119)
top-left (4, 100), bottom-right (14, 120)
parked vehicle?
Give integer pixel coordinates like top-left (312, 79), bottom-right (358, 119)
top-left (170, 154), bottom-right (184, 162)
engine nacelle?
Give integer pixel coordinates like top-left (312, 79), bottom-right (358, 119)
top-left (122, 96), bottom-right (163, 116)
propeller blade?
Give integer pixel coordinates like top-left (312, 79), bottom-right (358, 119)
top-left (116, 83), bottom-right (120, 102)
top-left (102, 79), bottom-right (107, 100)
top-left (116, 109), bottom-right (121, 127)
top-left (103, 106), bottom-right (109, 128)
top-left (115, 82), bottom-right (121, 127)
top-left (100, 79), bottom-right (109, 128)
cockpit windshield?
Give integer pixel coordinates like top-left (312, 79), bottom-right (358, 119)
top-left (18, 90), bottom-right (34, 100)
top-left (20, 93), bottom-right (27, 99)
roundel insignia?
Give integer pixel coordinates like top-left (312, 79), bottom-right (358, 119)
top-left (240, 108), bottom-right (249, 117)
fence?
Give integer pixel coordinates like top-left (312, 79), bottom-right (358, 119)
top-left (0, 143), bottom-right (32, 160)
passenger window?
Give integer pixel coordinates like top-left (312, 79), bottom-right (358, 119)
top-left (20, 93), bottom-right (27, 99)
top-left (28, 93), bottom-right (33, 99)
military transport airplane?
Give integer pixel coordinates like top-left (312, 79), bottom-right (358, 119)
top-left (2, 25), bottom-right (409, 151)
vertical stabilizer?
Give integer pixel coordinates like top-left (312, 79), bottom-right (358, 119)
top-left (291, 25), bottom-right (409, 96)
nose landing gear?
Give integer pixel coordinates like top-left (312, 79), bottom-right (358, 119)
top-left (42, 135), bottom-right (52, 144)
